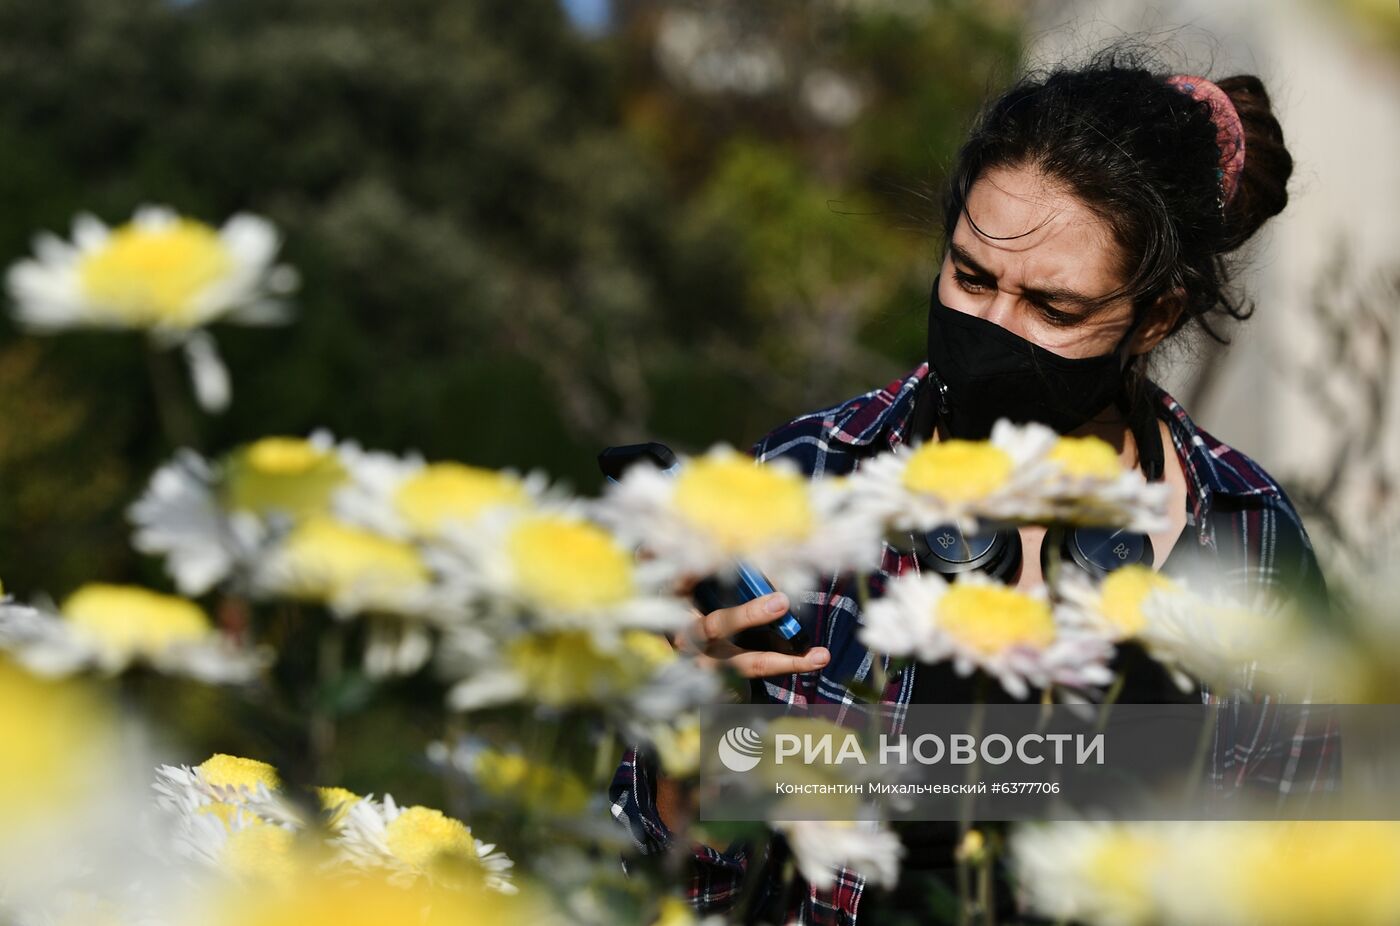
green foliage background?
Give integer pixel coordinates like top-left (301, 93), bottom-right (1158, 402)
top-left (0, 0), bottom-right (1020, 794)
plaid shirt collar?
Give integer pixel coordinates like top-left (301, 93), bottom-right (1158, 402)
top-left (829, 361), bottom-right (1287, 549)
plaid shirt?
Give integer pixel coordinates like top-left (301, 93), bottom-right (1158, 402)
top-left (610, 362), bottom-right (1337, 925)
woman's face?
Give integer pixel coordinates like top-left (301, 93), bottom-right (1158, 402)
top-left (937, 163), bottom-right (1141, 360)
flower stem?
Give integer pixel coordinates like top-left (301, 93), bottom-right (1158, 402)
top-left (145, 343), bottom-right (199, 449)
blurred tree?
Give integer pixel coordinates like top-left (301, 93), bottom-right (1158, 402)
top-left (0, 0), bottom-right (1022, 592)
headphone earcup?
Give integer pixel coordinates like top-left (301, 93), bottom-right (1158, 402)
top-left (1048, 526), bottom-right (1155, 580)
top-left (912, 523), bottom-right (1022, 583)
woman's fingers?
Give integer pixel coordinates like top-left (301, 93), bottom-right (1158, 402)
top-left (697, 592), bottom-right (792, 643)
top-left (727, 646), bottom-right (831, 680)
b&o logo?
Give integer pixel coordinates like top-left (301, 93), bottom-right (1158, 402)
top-left (717, 726), bottom-right (764, 772)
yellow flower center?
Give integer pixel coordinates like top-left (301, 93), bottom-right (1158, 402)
top-left (278, 516), bottom-right (429, 607)
top-left (222, 819), bottom-right (297, 887)
top-left (1083, 830), bottom-right (1159, 922)
top-left (1048, 436), bottom-right (1122, 480)
top-left (505, 516), bottom-right (635, 610)
top-left (394, 463), bottom-right (528, 537)
top-left (1097, 565), bottom-right (1178, 637)
top-left (673, 455), bottom-right (813, 552)
top-left (936, 584), bottom-right (1056, 655)
top-left (1235, 823), bottom-right (1400, 925)
top-left (62, 584), bottom-right (211, 657)
top-left (317, 786), bottom-right (361, 827)
top-left (212, 872), bottom-right (513, 926)
top-left (197, 753), bottom-right (281, 793)
top-left (505, 630), bottom-right (667, 706)
top-left (0, 658), bottom-right (109, 827)
top-left (902, 441), bottom-right (1014, 501)
top-left (384, 806), bottom-right (477, 872)
top-left (77, 218), bottom-right (233, 326)
top-left (223, 438), bottom-right (347, 517)
top-left (473, 750), bottom-right (590, 816)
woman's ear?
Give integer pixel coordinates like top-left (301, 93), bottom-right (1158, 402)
top-left (1130, 287), bottom-right (1187, 355)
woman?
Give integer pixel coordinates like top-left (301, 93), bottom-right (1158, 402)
top-left (611, 49), bottom-right (1335, 925)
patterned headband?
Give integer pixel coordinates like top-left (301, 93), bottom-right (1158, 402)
top-left (1166, 74), bottom-right (1246, 210)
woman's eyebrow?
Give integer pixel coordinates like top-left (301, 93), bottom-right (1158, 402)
top-left (949, 242), bottom-right (1099, 311)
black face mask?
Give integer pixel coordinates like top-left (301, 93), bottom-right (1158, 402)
top-left (924, 274), bottom-right (1139, 440)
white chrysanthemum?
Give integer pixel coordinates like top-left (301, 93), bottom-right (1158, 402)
top-left (1013, 821), bottom-right (1400, 926)
top-left (441, 625), bottom-right (715, 717)
top-left (429, 505), bottom-right (691, 638)
top-left (153, 753), bottom-right (286, 819)
top-left (859, 570), bottom-right (1114, 699)
top-left (335, 794), bottom-right (515, 894)
top-left (1056, 564), bottom-right (1184, 643)
top-left (253, 513), bottom-right (436, 619)
top-left (595, 445), bottom-right (882, 595)
top-left (1011, 821), bottom-right (1177, 926)
top-left (6, 206), bottom-right (298, 411)
top-left (1135, 582), bottom-right (1304, 695)
top-left (129, 432), bottom-right (349, 596)
top-left (773, 820), bottom-right (903, 890)
top-left (0, 586), bottom-right (266, 684)
top-left (843, 421), bottom-right (1170, 535)
top-left (333, 450), bottom-right (548, 542)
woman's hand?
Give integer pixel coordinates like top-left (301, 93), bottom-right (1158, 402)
top-left (676, 591), bottom-right (830, 678)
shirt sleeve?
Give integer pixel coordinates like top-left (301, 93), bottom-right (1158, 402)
top-left (1205, 500), bottom-right (1341, 801)
top-left (609, 744), bottom-right (754, 914)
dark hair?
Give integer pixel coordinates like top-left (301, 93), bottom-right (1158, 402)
top-left (941, 46), bottom-right (1293, 360)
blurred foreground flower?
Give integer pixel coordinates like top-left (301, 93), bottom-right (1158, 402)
top-left (129, 434), bottom-right (350, 596)
top-left (337, 795), bottom-right (515, 893)
top-left (6, 205), bottom-right (298, 411)
top-left (597, 445), bottom-right (881, 594)
top-left (441, 626), bottom-right (713, 716)
top-left (335, 454), bottom-right (546, 542)
top-left (1011, 821), bottom-right (1400, 926)
top-left (773, 820), bottom-right (903, 891)
top-left (431, 506), bottom-right (692, 641)
top-left (202, 870), bottom-right (535, 926)
top-left (860, 570), bottom-right (1114, 699)
top-left (0, 584), bottom-right (266, 683)
top-left (844, 422), bottom-right (1170, 535)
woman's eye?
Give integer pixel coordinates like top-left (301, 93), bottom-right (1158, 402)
top-left (953, 269), bottom-right (990, 293)
top-left (1035, 303), bottom-right (1078, 327)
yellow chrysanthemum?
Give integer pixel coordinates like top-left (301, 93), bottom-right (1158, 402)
top-left (1048, 436), bottom-right (1122, 480)
top-left (212, 873), bottom-right (515, 926)
top-left (318, 786), bottom-right (362, 827)
top-left (672, 455), bottom-right (814, 551)
top-left (1232, 823), bottom-right (1400, 926)
top-left (223, 437), bottom-right (348, 518)
top-left (1097, 565), bottom-right (1179, 637)
top-left (278, 516), bottom-right (429, 607)
top-left (62, 583), bottom-right (212, 657)
top-left (394, 463), bottom-right (528, 537)
top-left (936, 584), bottom-right (1056, 655)
top-left (77, 218), bottom-right (233, 326)
top-left (384, 806), bottom-right (477, 872)
top-left (198, 753), bottom-right (281, 793)
top-left (0, 657), bottom-right (109, 829)
top-left (473, 750), bottom-right (590, 816)
top-left (1081, 829), bottom-right (1162, 924)
top-left (505, 630), bottom-right (671, 706)
top-left (222, 818), bottom-right (298, 887)
top-left (901, 440), bottom-right (1014, 501)
top-left (505, 516), bottom-right (635, 610)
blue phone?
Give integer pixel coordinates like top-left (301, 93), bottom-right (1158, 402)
top-left (598, 443), bottom-right (812, 656)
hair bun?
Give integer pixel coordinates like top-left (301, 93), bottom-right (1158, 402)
top-left (1215, 75), bottom-right (1292, 251)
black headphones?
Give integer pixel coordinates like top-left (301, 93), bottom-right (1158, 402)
top-left (902, 373), bottom-right (1164, 582)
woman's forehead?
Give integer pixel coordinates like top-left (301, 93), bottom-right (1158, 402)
top-left (953, 165), bottom-right (1124, 297)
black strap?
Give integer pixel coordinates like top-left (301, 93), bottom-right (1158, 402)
top-left (913, 369), bottom-right (1165, 482)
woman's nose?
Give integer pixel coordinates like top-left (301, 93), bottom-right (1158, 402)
top-left (978, 288), bottom-right (1020, 330)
